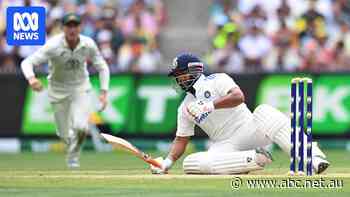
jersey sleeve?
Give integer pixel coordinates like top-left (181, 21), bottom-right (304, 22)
top-left (214, 73), bottom-right (238, 96)
top-left (89, 39), bottom-right (110, 91)
top-left (20, 43), bottom-right (51, 79)
top-left (175, 103), bottom-right (195, 137)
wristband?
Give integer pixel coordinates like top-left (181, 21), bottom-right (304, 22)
top-left (163, 157), bottom-right (173, 170)
top-left (206, 101), bottom-right (215, 112)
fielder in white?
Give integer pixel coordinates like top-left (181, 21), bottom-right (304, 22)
top-left (21, 13), bottom-right (110, 168)
top-left (150, 53), bottom-right (330, 175)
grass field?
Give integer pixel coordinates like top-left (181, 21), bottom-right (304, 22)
top-left (0, 149), bottom-right (349, 196)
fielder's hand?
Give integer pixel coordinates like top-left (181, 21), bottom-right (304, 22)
top-left (186, 100), bottom-right (215, 123)
top-left (98, 90), bottom-right (108, 112)
top-left (28, 77), bottom-right (43, 92)
top-left (150, 157), bottom-right (173, 174)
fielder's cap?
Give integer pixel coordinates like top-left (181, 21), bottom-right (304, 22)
top-left (62, 13), bottom-right (81, 25)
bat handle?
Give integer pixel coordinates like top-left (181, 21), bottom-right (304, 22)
top-left (147, 158), bottom-right (163, 169)
top-left (141, 152), bottom-right (163, 169)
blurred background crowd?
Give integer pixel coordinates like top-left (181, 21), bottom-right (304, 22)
top-left (207, 0), bottom-right (350, 73)
top-left (1, 0), bottom-right (350, 74)
top-left (0, 0), bottom-right (167, 74)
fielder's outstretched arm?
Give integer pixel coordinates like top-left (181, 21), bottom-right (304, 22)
top-left (21, 43), bottom-right (52, 91)
top-left (21, 44), bottom-right (50, 80)
top-left (89, 40), bottom-right (110, 92)
top-left (89, 40), bottom-right (110, 111)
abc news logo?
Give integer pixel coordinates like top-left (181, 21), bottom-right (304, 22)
top-left (6, 7), bottom-right (45, 45)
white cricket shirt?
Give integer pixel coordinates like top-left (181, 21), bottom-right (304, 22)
top-left (176, 73), bottom-right (252, 141)
top-left (21, 33), bottom-right (109, 101)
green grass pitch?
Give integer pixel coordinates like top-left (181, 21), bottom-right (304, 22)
top-left (0, 149), bottom-right (349, 196)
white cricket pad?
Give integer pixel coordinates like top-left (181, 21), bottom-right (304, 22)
top-left (253, 104), bottom-right (328, 165)
top-left (183, 150), bottom-right (263, 174)
top-left (253, 104), bottom-right (291, 153)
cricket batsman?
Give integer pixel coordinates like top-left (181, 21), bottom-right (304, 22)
top-left (150, 53), bottom-right (330, 174)
top-left (20, 13), bottom-right (110, 168)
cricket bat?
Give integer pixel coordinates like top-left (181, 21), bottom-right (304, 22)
top-left (100, 133), bottom-right (162, 168)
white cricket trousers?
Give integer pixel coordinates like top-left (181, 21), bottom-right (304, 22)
top-left (183, 104), bottom-right (286, 174)
top-left (51, 90), bottom-right (91, 144)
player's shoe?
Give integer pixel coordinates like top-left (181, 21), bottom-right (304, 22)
top-left (66, 143), bottom-right (80, 169)
top-left (67, 157), bottom-right (80, 168)
top-left (311, 142), bottom-right (330, 174)
top-left (255, 148), bottom-right (273, 167)
top-left (66, 132), bottom-right (87, 168)
top-left (313, 156), bottom-right (330, 174)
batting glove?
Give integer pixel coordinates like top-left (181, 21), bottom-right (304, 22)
top-left (186, 100), bottom-right (215, 123)
top-left (150, 157), bottom-right (173, 174)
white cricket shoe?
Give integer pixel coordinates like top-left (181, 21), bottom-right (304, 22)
top-left (66, 132), bottom-right (86, 169)
top-left (255, 148), bottom-right (273, 167)
top-left (311, 142), bottom-right (330, 174)
top-left (67, 157), bottom-right (80, 168)
top-left (313, 156), bottom-right (330, 174)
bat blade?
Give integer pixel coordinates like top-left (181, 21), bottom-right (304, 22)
top-left (100, 133), bottom-right (162, 168)
top-left (101, 133), bottom-right (139, 154)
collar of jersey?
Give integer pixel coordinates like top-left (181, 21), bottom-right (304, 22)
top-left (62, 34), bottom-right (85, 51)
top-left (192, 74), bottom-right (205, 92)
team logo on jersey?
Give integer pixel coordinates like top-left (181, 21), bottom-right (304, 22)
top-left (194, 111), bottom-right (210, 124)
top-left (247, 157), bottom-right (252, 163)
top-left (204, 91), bottom-right (211, 98)
top-left (6, 6), bottom-right (46, 45)
top-left (66, 58), bottom-right (80, 70)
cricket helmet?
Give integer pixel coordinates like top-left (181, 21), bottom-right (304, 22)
top-left (168, 53), bottom-right (204, 92)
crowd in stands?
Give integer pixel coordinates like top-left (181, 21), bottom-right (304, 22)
top-left (0, 0), bottom-right (166, 74)
top-left (206, 0), bottom-right (350, 73)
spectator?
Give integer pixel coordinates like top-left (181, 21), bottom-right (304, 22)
top-left (244, 5), bottom-right (267, 24)
top-left (331, 22), bottom-right (350, 70)
top-left (266, 20), bottom-right (300, 71)
top-left (207, 0), bottom-right (350, 73)
top-left (0, 0), bottom-right (165, 74)
top-left (300, 34), bottom-right (333, 72)
top-left (295, 0), bottom-right (326, 41)
top-left (265, 0), bottom-right (294, 35)
top-left (96, 30), bottom-right (116, 69)
top-left (333, 40), bottom-right (350, 70)
top-left (208, 0), bottom-right (236, 38)
top-left (338, 21), bottom-right (350, 55)
top-left (212, 22), bottom-right (240, 49)
top-left (121, 0), bottom-right (159, 40)
top-left (209, 41), bottom-right (244, 73)
top-left (238, 21), bottom-right (272, 72)
top-left (118, 37), bottom-right (160, 73)
top-left (334, 0), bottom-right (350, 25)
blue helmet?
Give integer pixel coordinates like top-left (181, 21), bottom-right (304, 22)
top-left (168, 53), bottom-right (204, 91)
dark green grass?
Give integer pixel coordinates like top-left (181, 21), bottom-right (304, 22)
top-left (0, 149), bottom-right (349, 196)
